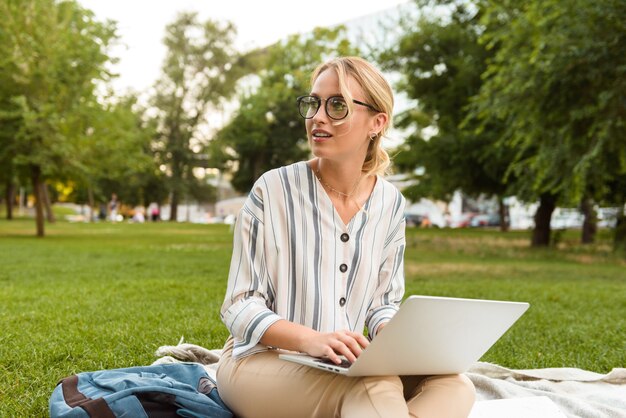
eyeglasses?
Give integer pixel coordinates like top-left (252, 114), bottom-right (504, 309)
top-left (296, 95), bottom-right (381, 120)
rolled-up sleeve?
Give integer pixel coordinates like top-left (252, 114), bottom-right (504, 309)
top-left (220, 180), bottom-right (282, 358)
top-left (365, 197), bottom-right (406, 339)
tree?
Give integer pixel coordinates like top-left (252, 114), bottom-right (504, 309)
top-left (151, 12), bottom-right (245, 221)
top-left (71, 95), bottom-right (157, 218)
top-left (0, 2), bottom-right (26, 221)
top-left (0, 137), bottom-right (18, 219)
top-left (472, 0), bottom-right (626, 247)
top-left (213, 27), bottom-right (359, 193)
top-left (380, 0), bottom-right (514, 230)
top-left (0, 0), bottom-right (117, 236)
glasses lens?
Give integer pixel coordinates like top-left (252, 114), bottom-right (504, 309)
top-left (326, 97), bottom-right (349, 120)
top-left (298, 96), bottom-right (319, 119)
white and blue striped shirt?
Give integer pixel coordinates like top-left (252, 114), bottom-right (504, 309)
top-left (221, 161), bottom-right (406, 359)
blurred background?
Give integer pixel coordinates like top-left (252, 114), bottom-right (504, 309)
top-left (0, 0), bottom-right (624, 251)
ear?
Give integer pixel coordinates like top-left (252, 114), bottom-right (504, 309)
top-left (370, 112), bottom-right (388, 134)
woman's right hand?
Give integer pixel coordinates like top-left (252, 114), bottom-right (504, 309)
top-left (261, 320), bottom-right (369, 365)
top-left (300, 330), bottom-right (369, 365)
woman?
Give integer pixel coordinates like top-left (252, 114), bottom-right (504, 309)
top-left (217, 56), bottom-right (475, 418)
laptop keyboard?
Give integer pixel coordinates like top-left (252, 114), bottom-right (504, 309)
top-left (315, 358), bottom-right (352, 369)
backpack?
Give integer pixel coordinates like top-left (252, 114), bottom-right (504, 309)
top-left (50, 362), bottom-right (233, 418)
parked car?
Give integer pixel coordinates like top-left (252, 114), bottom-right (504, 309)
top-left (454, 212), bottom-right (477, 228)
top-left (470, 214), bottom-right (500, 227)
top-left (405, 213), bottom-right (436, 228)
top-left (550, 210), bottom-right (583, 229)
top-left (597, 208), bottom-right (618, 228)
top-left (405, 213), bottom-right (425, 227)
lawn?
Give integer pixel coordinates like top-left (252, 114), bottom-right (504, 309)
top-left (0, 218), bottom-right (624, 416)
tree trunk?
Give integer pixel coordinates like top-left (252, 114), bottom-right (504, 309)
top-left (31, 165), bottom-right (45, 237)
top-left (5, 180), bottom-right (15, 220)
top-left (531, 193), bottom-right (556, 247)
top-left (169, 189), bottom-right (179, 222)
top-left (580, 197), bottom-right (597, 244)
top-left (87, 187), bottom-right (95, 222)
top-left (498, 197), bottom-right (509, 232)
top-left (253, 156), bottom-right (263, 186)
top-left (215, 169), bottom-right (222, 203)
top-left (42, 182), bottom-right (56, 223)
top-left (185, 195), bottom-right (191, 222)
top-left (19, 187), bottom-right (25, 216)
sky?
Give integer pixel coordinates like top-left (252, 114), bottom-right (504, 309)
top-left (78, 0), bottom-right (410, 95)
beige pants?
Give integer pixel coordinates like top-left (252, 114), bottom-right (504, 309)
top-left (217, 337), bottom-right (475, 418)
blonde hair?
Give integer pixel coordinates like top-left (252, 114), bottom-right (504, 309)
top-left (310, 56), bottom-right (394, 177)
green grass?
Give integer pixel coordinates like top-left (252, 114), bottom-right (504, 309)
top-left (1, 219), bottom-right (625, 416)
top-left (402, 228), bottom-right (626, 372)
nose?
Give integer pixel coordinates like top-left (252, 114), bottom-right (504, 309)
top-left (311, 101), bottom-right (329, 125)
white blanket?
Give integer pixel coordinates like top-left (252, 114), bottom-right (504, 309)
top-left (154, 343), bottom-right (626, 418)
top-left (466, 363), bottom-right (626, 418)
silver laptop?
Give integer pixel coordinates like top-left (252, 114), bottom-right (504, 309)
top-left (279, 295), bottom-right (529, 376)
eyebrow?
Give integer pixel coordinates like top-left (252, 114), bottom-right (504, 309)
top-left (310, 93), bottom-right (343, 98)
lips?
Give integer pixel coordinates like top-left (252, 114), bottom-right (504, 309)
top-left (311, 129), bottom-right (332, 141)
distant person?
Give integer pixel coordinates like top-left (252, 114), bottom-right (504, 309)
top-left (149, 203), bottom-right (160, 222)
top-left (98, 204), bottom-right (107, 221)
top-left (108, 193), bottom-right (119, 222)
top-left (132, 206), bottom-right (145, 223)
top-left (216, 57), bottom-right (475, 418)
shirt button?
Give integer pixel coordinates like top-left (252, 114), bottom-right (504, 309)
top-left (340, 233), bottom-right (350, 242)
top-left (339, 297), bottom-right (346, 307)
top-left (339, 263), bottom-right (348, 273)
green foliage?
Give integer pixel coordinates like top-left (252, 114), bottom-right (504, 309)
top-left (72, 95), bottom-right (160, 206)
top-left (214, 27), bottom-right (360, 192)
top-left (471, 0), bottom-right (626, 206)
top-left (151, 12), bottom-right (243, 217)
top-left (0, 0), bottom-right (116, 175)
top-left (0, 220), bottom-right (624, 415)
top-left (0, 0), bottom-right (118, 233)
top-left (386, 0), bottom-right (625, 247)
top-left (381, 1), bottom-right (513, 203)
top-left (187, 178), bottom-right (217, 204)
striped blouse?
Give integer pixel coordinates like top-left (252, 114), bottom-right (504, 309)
top-left (221, 161), bottom-right (406, 359)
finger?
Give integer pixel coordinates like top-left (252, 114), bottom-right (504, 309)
top-left (336, 338), bottom-right (363, 363)
top-left (342, 330), bottom-right (369, 350)
top-left (337, 334), bottom-right (364, 359)
top-left (324, 345), bottom-right (345, 364)
top-left (329, 339), bottom-right (357, 363)
top-left (346, 331), bottom-right (370, 348)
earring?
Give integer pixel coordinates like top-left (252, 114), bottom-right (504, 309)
top-left (369, 132), bottom-right (378, 141)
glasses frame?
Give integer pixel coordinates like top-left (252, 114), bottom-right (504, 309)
top-left (296, 95), bottom-right (381, 120)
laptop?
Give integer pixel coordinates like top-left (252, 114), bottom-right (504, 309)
top-left (278, 295), bottom-right (529, 376)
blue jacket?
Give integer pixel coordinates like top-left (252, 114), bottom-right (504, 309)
top-left (50, 362), bottom-right (233, 418)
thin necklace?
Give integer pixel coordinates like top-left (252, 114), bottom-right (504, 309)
top-left (315, 166), bottom-right (361, 199)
